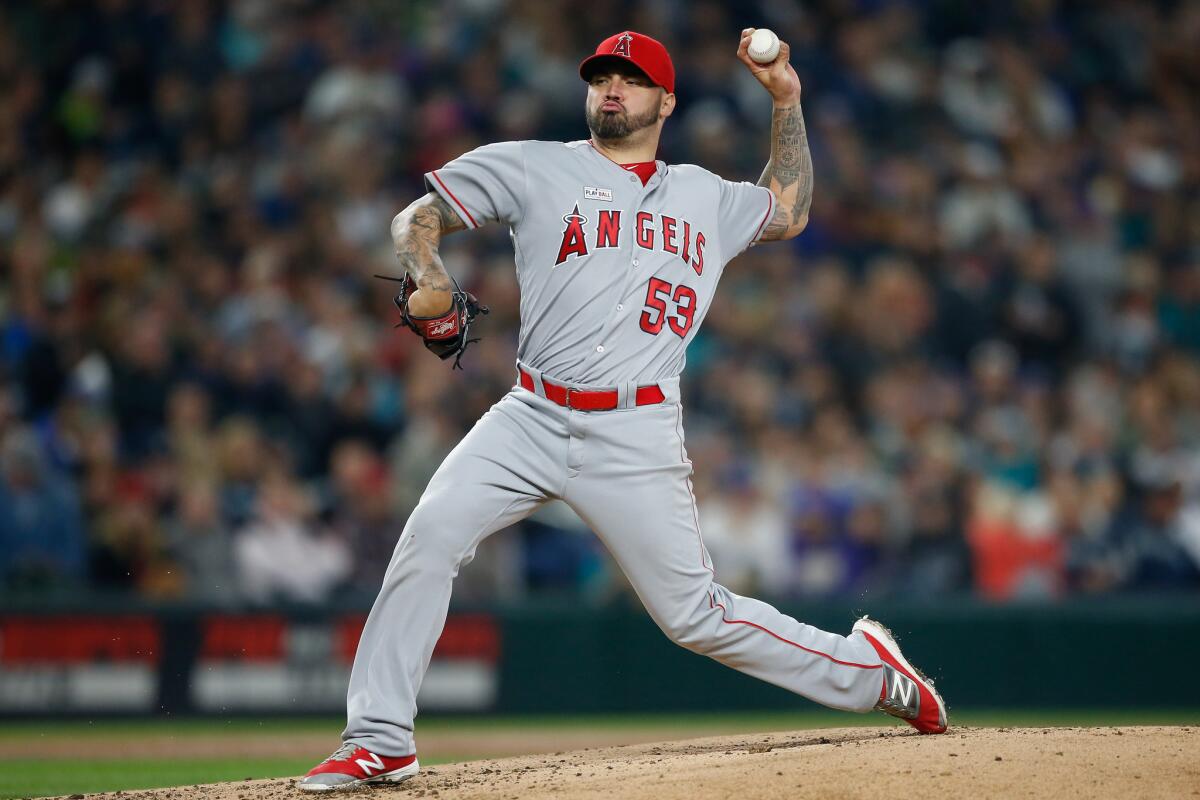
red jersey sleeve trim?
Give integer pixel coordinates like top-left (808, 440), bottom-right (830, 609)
top-left (751, 187), bottom-right (774, 244)
top-left (430, 170), bottom-right (479, 229)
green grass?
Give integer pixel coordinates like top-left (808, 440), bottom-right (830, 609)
top-left (4, 707), bottom-right (1194, 741)
top-left (0, 759), bottom-right (313, 800)
top-left (1, 710), bottom-right (1197, 799)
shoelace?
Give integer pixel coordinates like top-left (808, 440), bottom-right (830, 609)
top-left (324, 742), bottom-right (360, 763)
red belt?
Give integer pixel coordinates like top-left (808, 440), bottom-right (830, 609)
top-left (518, 367), bottom-right (665, 411)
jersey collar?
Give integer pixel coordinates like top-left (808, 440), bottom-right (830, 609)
top-left (582, 140), bottom-right (668, 189)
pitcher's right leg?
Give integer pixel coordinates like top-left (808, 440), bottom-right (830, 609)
top-left (565, 402), bottom-right (886, 714)
top-left (341, 392), bottom-right (564, 757)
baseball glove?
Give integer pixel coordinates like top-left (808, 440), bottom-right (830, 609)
top-left (378, 273), bottom-right (489, 369)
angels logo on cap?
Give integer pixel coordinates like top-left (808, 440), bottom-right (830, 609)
top-left (579, 31), bottom-right (675, 94)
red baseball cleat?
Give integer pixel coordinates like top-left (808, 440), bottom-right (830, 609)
top-left (853, 616), bottom-right (948, 734)
top-left (298, 743), bottom-right (419, 792)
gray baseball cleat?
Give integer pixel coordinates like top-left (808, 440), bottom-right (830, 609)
top-left (298, 742), bottom-right (419, 792)
top-left (853, 615), bottom-right (948, 734)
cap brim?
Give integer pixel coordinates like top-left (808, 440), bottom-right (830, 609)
top-left (579, 54), bottom-right (657, 87)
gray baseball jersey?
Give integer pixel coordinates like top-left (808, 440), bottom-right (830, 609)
top-left (428, 140), bottom-right (772, 383)
top-left (342, 140), bottom-right (885, 758)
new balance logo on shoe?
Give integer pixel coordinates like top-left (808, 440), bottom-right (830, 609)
top-left (876, 663), bottom-right (919, 719)
top-left (354, 751), bottom-right (386, 776)
top-left (890, 672), bottom-right (917, 708)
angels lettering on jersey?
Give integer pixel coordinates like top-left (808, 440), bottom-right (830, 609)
top-left (554, 204), bottom-right (706, 275)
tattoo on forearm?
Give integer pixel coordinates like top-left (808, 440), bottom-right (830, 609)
top-left (756, 103), bottom-right (813, 240)
top-left (425, 194), bottom-right (467, 233)
top-left (391, 193), bottom-right (466, 291)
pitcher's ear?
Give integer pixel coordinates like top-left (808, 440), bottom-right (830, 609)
top-left (661, 91), bottom-right (676, 118)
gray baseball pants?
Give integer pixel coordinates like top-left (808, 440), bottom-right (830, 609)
top-left (343, 368), bottom-right (884, 756)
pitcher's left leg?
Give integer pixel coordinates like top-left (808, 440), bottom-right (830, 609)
top-left (564, 403), bottom-right (883, 713)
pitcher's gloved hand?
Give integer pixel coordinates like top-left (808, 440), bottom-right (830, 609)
top-left (380, 273), bottom-right (489, 369)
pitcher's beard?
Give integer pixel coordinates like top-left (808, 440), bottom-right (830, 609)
top-left (587, 104), bottom-right (660, 141)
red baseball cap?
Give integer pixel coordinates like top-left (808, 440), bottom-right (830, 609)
top-left (579, 31), bottom-right (675, 94)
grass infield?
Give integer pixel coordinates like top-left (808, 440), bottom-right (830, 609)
top-left (0, 759), bottom-right (314, 800)
top-left (1, 709), bottom-right (1197, 799)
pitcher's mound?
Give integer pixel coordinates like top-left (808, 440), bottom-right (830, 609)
top-left (71, 725), bottom-right (1200, 800)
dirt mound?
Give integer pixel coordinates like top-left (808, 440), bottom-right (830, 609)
top-left (55, 726), bottom-right (1200, 800)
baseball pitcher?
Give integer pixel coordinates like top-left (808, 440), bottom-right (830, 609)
top-left (300, 29), bottom-right (948, 792)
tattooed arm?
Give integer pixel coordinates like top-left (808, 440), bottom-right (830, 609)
top-left (390, 192), bottom-right (467, 316)
top-left (756, 102), bottom-right (812, 241)
top-left (736, 28), bottom-right (810, 241)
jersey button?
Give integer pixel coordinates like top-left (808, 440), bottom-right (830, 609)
top-left (632, 258), bottom-right (639, 267)
top-left (616, 304), bottom-right (624, 311)
top-left (596, 345), bottom-right (605, 353)
top-left (628, 175), bottom-right (638, 183)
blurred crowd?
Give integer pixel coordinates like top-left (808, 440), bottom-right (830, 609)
top-left (1, 0), bottom-right (1199, 607)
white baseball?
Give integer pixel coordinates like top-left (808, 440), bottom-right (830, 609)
top-left (747, 28), bottom-right (781, 64)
